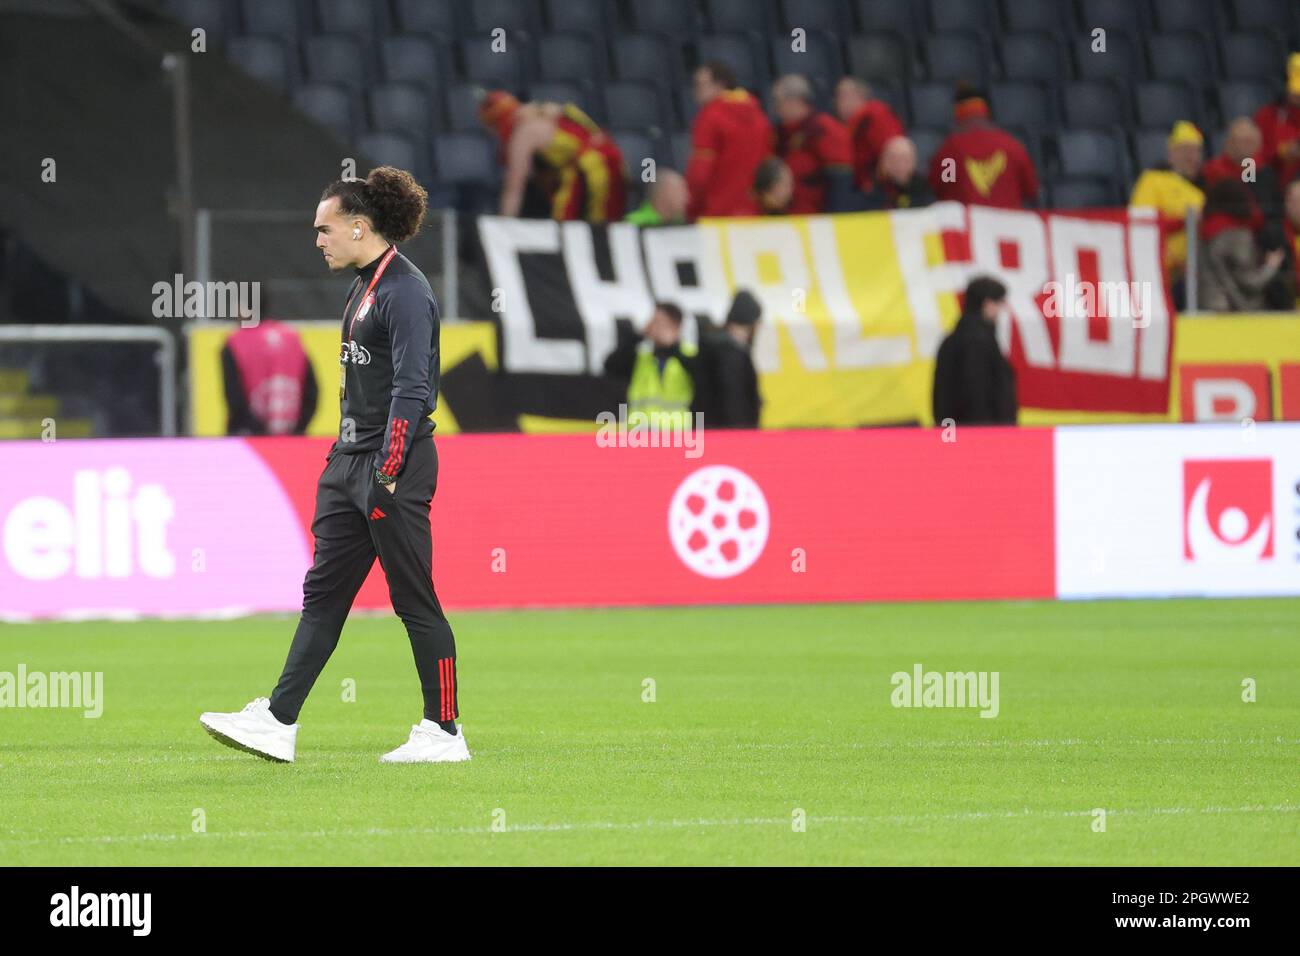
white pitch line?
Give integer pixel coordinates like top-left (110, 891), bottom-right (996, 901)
top-left (3, 804), bottom-right (1299, 848)
top-left (2, 736), bottom-right (1295, 770)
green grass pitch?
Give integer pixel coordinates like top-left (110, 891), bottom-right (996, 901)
top-left (1, 599), bottom-right (1297, 866)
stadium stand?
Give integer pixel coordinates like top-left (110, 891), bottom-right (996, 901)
top-left (152, 0), bottom-right (1299, 222)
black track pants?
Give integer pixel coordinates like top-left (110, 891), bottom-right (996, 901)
top-left (269, 435), bottom-right (457, 724)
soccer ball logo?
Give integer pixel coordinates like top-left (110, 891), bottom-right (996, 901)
top-left (668, 466), bottom-right (769, 578)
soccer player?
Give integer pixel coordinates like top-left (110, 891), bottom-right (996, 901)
top-left (199, 166), bottom-right (468, 765)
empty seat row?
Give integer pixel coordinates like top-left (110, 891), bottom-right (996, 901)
top-left (168, 0), bottom-right (1300, 50)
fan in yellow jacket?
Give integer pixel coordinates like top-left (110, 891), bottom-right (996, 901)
top-left (1129, 121), bottom-right (1206, 280)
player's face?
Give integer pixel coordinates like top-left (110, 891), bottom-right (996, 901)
top-left (314, 197), bottom-right (359, 272)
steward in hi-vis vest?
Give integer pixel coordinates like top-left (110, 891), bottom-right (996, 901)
top-left (604, 302), bottom-right (700, 431)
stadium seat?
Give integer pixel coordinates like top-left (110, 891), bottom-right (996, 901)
top-left (1133, 127), bottom-right (1171, 172)
top-left (604, 81), bottom-right (669, 131)
top-left (910, 127), bottom-right (946, 171)
top-left (544, 0), bottom-right (612, 35)
top-left (459, 37), bottom-right (528, 87)
top-left (1077, 0), bottom-right (1146, 32)
top-left (674, 88), bottom-right (698, 127)
top-left (315, 0), bottom-right (377, 38)
top-left (368, 85), bottom-right (435, 141)
top-left (696, 34), bottom-right (768, 91)
top-left (381, 36), bottom-right (450, 96)
top-left (925, 0), bottom-right (998, 38)
top-left (669, 130), bottom-right (693, 170)
top-left (612, 34), bottom-right (686, 87)
top-left (466, 0), bottom-right (540, 35)
top-left (628, 0), bottom-right (701, 37)
top-left (303, 34), bottom-right (367, 92)
top-left (358, 132), bottom-right (425, 183)
top-left (292, 83), bottom-right (356, 143)
top-left (165, 0), bottom-right (227, 46)
top-left (1217, 81), bottom-right (1274, 124)
top-left (392, 0), bottom-right (459, 35)
top-left (705, 0), bottom-right (776, 34)
top-left (445, 83), bottom-right (491, 132)
top-left (781, 0), bottom-right (850, 33)
top-left (1004, 125), bottom-right (1045, 175)
top-left (846, 34), bottom-right (912, 83)
top-left (769, 31), bottom-right (844, 82)
top-left (997, 0), bottom-right (1058, 33)
top-left (227, 36), bottom-right (293, 94)
top-left (434, 132), bottom-right (500, 185)
top-left (537, 33), bottom-right (606, 83)
top-left (989, 81), bottom-right (1054, 129)
top-left (240, 0), bottom-right (300, 38)
top-left (869, 79), bottom-right (908, 125)
top-left (1062, 80), bottom-right (1128, 127)
top-left (1230, 0), bottom-right (1300, 42)
top-left (531, 80), bottom-right (599, 120)
top-left (1151, 0), bottom-right (1224, 36)
top-left (854, 0), bottom-right (917, 40)
top-left (909, 82), bottom-right (955, 129)
top-left (1135, 80), bottom-right (1202, 130)
top-left (924, 32), bottom-right (991, 87)
top-left (611, 130), bottom-right (658, 178)
top-left (1055, 128), bottom-right (1128, 183)
top-left (998, 33), bottom-right (1065, 85)
top-left (1071, 30), bottom-right (1143, 82)
top-left (1050, 176), bottom-right (1121, 208)
top-left (1146, 33), bottom-right (1217, 87)
top-left (1220, 32), bottom-right (1287, 82)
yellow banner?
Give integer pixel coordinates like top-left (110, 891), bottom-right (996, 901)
top-left (698, 214), bottom-right (960, 428)
top-left (186, 320), bottom-right (497, 436)
top-left (1021, 315), bottom-right (1300, 424)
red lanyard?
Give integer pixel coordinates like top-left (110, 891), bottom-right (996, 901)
top-left (344, 246), bottom-right (397, 341)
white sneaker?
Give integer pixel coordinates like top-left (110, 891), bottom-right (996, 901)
top-left (380, 719), bottom-right (471, 764)
top-left (199, 697), bottom-right (297, 763)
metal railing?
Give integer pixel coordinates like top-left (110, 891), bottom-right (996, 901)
top-left (0, 325), bottom-right (177, 437)
top-left (194, 207), bottom-right (459, 320)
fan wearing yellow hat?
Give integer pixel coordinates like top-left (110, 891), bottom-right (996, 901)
top-left (1253, 53), bottom-right (1300, 188)
top-left (1129, 121), bottom-right (1206, 281)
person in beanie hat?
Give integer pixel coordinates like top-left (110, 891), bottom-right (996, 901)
top-left (927, 82), bottom-right (1038, 209)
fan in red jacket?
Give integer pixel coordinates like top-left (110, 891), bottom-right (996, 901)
top-left (773, 74), bottom-right (854, 214)
top-left (1253, 53), bottom-right (1300, 189)
top-left (685, 61), bottom-right (774, 219)
top-left (835, 76), bottom-right (905, 192)
top-left (928, 84), bottom-right (1039, 209)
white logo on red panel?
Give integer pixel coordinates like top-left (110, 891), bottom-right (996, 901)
top-left (1182, 459), bottom-right (1273, 562)
top-left (668, 466), bottom-right (769, 578)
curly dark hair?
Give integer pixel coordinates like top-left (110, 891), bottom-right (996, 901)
top-left (320, 166), bottom-right (428, 243)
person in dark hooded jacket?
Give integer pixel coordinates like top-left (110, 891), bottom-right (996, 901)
top-left (696, 290), bottom-right (762, 429)
top-left (932, 276), bottom-right (1017, 426)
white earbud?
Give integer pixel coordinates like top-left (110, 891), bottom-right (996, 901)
top-left (352, 228), bottom-right (361, 239)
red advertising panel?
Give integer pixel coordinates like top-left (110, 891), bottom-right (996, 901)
top-left (253, 429), bottom-right (1056, 610)
top-left (0, 429), bottom-right (1057, 619)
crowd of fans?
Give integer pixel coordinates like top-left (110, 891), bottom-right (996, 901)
top-left (476, 52), bottom-right (1300, 312)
